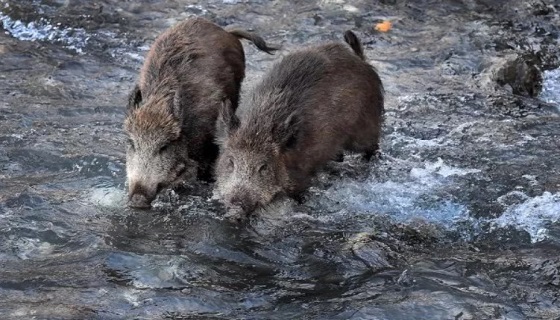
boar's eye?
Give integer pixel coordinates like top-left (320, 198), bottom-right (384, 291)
top-left (227, 157), bottom-right (234, 170)
top-left (175, 163), bottom-right (187, 178)
top-left (258, 163), bottom-right (269, 175)
top-left (127, 138), bottom-right (135, 150)
top-left (159, 144), bottom-right (170, 154)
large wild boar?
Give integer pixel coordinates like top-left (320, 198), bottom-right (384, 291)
top-left (216, 30), bottom-right (384, 217)
top-left (124, 17), bottom-right (277, 208)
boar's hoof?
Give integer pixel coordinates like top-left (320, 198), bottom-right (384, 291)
top-left (128, 193), bottom-right (152, 209)
top-left (335, 153), bottom-right (344, 162)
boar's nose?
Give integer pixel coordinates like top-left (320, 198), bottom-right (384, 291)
top-left (128, 193), bottom-right (152, 209)
top-left (228, 194), bottom-right (255, 213)
top-left (128, 183), bottom-right (155, 209)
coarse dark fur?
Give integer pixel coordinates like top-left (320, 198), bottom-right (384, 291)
top-left (124, 17), bottom-right (278, 208)
top-left (215, 30), bottom-right (384, 216)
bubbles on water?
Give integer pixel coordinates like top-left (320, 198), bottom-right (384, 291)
top-left (342, 5), bottom-right (360, 13)
top-left (185, 4), bottom-right (208, 15)
top-left (248, 199), bottom-right (297, 237)
top-left (411, 157), bottom-right (481, 179)
top-left (316, 158), bottom-right (478, 229)
top-left (106, 253), bottom-right (189, 290)
top-left (0, 14), bottom-right (89, 53)
top-left (315, 154), bottom-right (559, 244)
top-left (540, 68), bottom-right (560, 110)
top-left (11, 236), bottom-right (55, 260)
top-left (89, 186), bottom-right (127, 208)
top-left (122, 289), bottom-right (143, 307)
top-left (492, 191), bottom-right (560, 243)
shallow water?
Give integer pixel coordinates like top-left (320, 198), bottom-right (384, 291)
top-left (1, 0), bottom-right (560, 319)
top-left (541, 69), bottom-right (560, 110)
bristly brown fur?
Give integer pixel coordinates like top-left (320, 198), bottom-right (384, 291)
top-left (216, 30), bottom-right (384, 215)
top-left (124, 17), bottom-right (277, 207)
top-left (125, 106), bottom-right (181, 144)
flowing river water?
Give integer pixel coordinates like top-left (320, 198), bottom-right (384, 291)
top-left (1, 0), bottom-right (560, 319)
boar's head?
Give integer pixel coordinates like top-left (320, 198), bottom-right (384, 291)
top-left (124, 85), bottom-right (196, 208)
top-left (215, 100), bottom-right (300, 217)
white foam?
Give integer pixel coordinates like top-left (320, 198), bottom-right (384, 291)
top-left (125, 52), bottom-right (144, 62)
top-left (12, 237), bottom-right (55, 260)
top-left (522, 174), bottom-right (539, 186)
top-left (388, 131), bottom-right (445, 149)
top-left (89, 187), bottom-right (127, 208)
top-left (540, 68), bottom-right (560, 110)
top-left (343, 5), bottom-right (359, 12)
top-left (319, 158), bottom-right (479, 228)
top-left (320, 157), bottom-right (559, 243)
top-left (412, 158), bottom-right (481, 178)
top-left (320, 0), bottom-right (346, 4)
top-left (0, 14), bottom-right (89, 54)
top-left (123, 289), bottom-right (142, 307)
top-left (186, 5), bottom-right (208, 14)
top-left (492, 191), bottom-right (560, 243)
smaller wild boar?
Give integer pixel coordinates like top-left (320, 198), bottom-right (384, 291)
top-left (125, 17), bottom-right (277, 208)
top-left (215, 30), bottom-right (384, 217)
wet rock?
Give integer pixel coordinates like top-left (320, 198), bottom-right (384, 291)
top-left (392, 221), bottom-right (442, 247)
top-left (396, 269), bottom-right (414, 287)
top-left (529, 1), bottom-right (556, 16)
top-left (482, 54), bottom-right (543, 97)
top-left (348, 233), bottom-right (403, 272)
top-left (5, 193), bottom-right (45, 208)
top-left (534, 258), bottom-right (560, 287)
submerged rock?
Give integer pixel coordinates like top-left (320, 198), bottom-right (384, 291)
top-left (482, 54), bottom-right (543, 97)
top-left (348, 232), bottom-right (399, 272)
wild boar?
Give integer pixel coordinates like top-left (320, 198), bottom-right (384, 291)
top-left (215, 30), bottom-right (384, 217)
top-left (124, 17), bottom-right (277, 208)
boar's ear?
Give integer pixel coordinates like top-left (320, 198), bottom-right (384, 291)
top-left (217, 99), bottom-right (240, 136)
top-left (172, 89), bottom-right (186, 122)
top-left (127, 85), bottom-right (142, 111)
top-left (277, 112), bottom-right (300, 150)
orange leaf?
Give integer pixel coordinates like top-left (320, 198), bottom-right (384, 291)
top-left (375, 20), bottom-right (392, 32)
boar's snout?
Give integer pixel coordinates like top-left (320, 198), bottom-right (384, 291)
top-left (129, 193), bottom-right (152, 209)
top-left (127, 182), bottom-right (160, 209)
top-left (226, 192), bottom-right (257, 215)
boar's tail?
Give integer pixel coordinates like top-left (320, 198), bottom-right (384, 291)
top-left (228, 29), bottom-right (279, 55)
top-left (343, 30), bottom-right (365, 60)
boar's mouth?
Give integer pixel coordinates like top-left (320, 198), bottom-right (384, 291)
top-left (170, 165), bottom-right (189, 186)
top-left (225, 203), bottom-right (256, 216)
top-left (126, 162), bottom-right (195, 209)
top-left (224, 205), bottom-right (246, 221)
top-left (127, 180), bottom-right (163, 209)
top-left (223, 189), bottom-right (289, 219)
top-left (128, 192), bottom-right (155, 209)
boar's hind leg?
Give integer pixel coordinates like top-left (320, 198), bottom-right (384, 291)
top-left (291, 193), bottom-right (306, 204)
top-left (335, 153), bottom-right (344, 162)
top-left (362, 142), bottom-right (380, 162)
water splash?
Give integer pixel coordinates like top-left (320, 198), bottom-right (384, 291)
top-left (492, 191), bottom-right (560, 243)
top-left (89, 186), bottom-right (127, 208)
top-left (540, 68), bottom-right (560, 110)
top-left (0, 14), bottom-right (89, 53)
top-left (316, 158), bottom-right (479, 229)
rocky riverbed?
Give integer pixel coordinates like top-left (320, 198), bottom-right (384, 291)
top-left (1, 0), bottom-right (559, 319)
